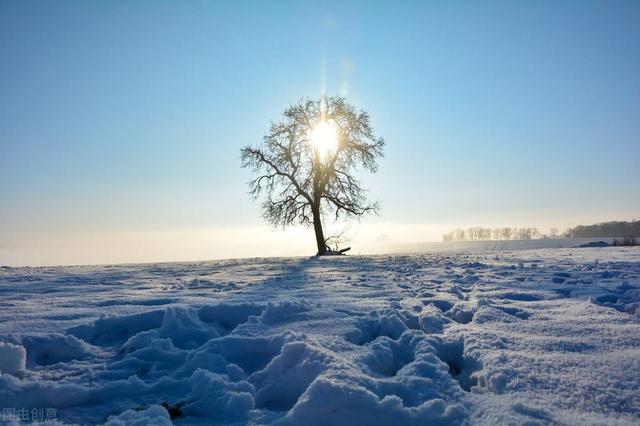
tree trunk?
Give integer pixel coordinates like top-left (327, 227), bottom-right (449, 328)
top-left (312, 206), bottom-right (326, 255)
top-left (311, 151), bottom-right (326, 256)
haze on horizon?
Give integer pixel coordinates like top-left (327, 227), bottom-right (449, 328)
top-left (1, 1), bottom-right (639, 266)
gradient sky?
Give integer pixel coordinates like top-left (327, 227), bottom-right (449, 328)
top-left (1, 0), bottom-right (639, 266)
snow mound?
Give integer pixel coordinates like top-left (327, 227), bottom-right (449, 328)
top-left (361, 332), bottom-right (422, 377)
top-left (12, 333), bottom-right (92, 366)
top-left (123, 306), bottom-right (219, 351)
top-left (196, 332), bottom-right (295, 375)
top-left (589, 288), bottom-right (640, 317)
top-left (276, 378), bottom-right (465, 426)
top-left (250, 341), bottom-right (334, 411)
top-left (0, 341), bottom-right (26, 375)
top-left (198, 303), bottom-right (265, 334)
top-left (577, 241), bottom-right (610, 248)
top-left (344, 309), bottom-right (412, 345)
top-left (258, 299), bottom-right (314, 324)
top-left (68, 310), bottom-right (164, 346)
top-left (181, 369), bottom-right (254, 421)
top-left (419, 305), bottom-right (452, 333)
top-left (105, 404), bottom-right (172, 426)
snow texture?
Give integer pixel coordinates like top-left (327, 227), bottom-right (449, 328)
top-left (0, 246), bottom-right (639, 425)
top-left (0, 342), bottom-right (26, 376)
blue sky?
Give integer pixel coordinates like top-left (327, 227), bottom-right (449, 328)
top-left (1, 1), bottom-right (639, 265)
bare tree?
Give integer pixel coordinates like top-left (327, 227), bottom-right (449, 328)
top-left (530, 227), bottom-right (540, 239)
top-left (549, 227), bottom-right (559, 239)
top-left (466, 227), bottom-right (474, 241)
top-left (517, 228), bottom-right (531, 240)
top-left (502, 227), bottom-right (513, 240)
top-left (241, 96), bottom-right (384, 255)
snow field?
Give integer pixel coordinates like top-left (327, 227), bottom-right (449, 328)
top-left (0, 248), bottom-right (639, 425)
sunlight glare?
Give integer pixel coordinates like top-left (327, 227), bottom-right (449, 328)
top-left (309, 119), bottom-right (339, 160)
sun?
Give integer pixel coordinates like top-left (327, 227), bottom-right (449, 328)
top-left (308, 119), bottom-right (339, 160)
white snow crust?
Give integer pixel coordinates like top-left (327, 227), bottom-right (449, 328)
top-left (0, 246), bottom-right (639, 425)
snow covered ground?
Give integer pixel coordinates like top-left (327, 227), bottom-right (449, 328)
top-left (1, 247), bottom-right (639, 425)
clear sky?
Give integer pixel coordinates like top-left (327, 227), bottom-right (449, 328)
top-left (1, 0), bottom-right (639, 266)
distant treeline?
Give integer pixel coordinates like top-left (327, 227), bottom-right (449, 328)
top-left (564, 220), bottom-right (640, 238)
top-left (443, 220), bottom-right (639, 242)
top-left (442, 227), bottom-right (554, 242)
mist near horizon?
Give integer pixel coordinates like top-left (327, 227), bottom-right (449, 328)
top-left (0, 223), bottom-right (467, 266)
